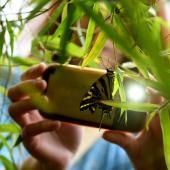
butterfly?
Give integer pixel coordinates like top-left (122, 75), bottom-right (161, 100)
top-left (80, 69), bottom-right (114, 120)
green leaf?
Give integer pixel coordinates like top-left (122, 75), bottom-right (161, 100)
top-left (100, 100), bottom-right (159, 112)
top-left (39, 36), bottom-right (84, 57)
top-left (112, 72), bottom-right (119, 97)
top-left (53, 3), bottom-right (84, 38)
top-left (39, 1), bottom-right (66, 35)
top-left (6, 19), bottom-right (14, 56)
top-left (124, 70), bottom-right (170, 99)
top-left (0, 28), bottom-right (6, 58)
top-left (160, 107), bottom-right (170, 169)
top-left (145, 111), bottom-right (157, 130)
top-left (0, 155), bottom-right (16, 170)
top-left (116, 68), bottom-right (126, 102)
top-left (26, 0), bottom-right (50, 21)
top-left (13, 135), bottom-right (22, 147)
top-left (0, 134), bottom-right (11, 150)
top-left (76, 0), bottom-right (149, 77)
top-left (83, 3), bottom-right (98, 54)
top-left (115, 67), bottom-right (127, 117)
top-left (0, 85), bottom-right (5, 94)
top-left (82, 31), bottom-right (108, 67)
top-left (61, 1), bottom-right (69, 21)
top-left (0, 124), bottom-right (21, 133)
top-left (59, 3), bottom-right (75, 63)
top-left (10, 57), bottom-right (39, 66)
top-left (0, 134), bottom-right (16, 169)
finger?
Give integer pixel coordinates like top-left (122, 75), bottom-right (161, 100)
top-left (21, 62), bottom-right (47, 81)
top-left (8, 79), bottom-right (47, 102)
top-left (23, 120), bottom-right (61, 137)
top-left (9, 99), bottom-right (37, 122)
top-left (102, 130), bottom-right (135, 151)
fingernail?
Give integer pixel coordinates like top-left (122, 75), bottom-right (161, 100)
top-left (103, 132), bottom-right (114, 140)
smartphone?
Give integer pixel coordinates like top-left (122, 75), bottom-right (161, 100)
top-left (39, 63), bottom-right (147, 132)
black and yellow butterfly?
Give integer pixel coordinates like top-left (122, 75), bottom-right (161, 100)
top-left (80, 69), bottom-right (114, 118)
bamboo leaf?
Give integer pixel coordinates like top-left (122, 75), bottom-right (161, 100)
top-left (6, 19), bottom-right (14, 56)
top-left (116, 68), bottom-right (126, 102)
top-left (53, 3), bottom-right (84, 38)
top-left (160, 107), bottom-right (170, 170)
top-left (59, 3), bottom-right (74, 63)
top-left (82, 31), bottom-right (108, 67)
top-left (0, 85), bottom-right (5, 94)
top-left (40, 36), bottom-right (84, 57)
top-left (26, 0), bottom-right (50, 21)
top-left (39, 1), bottom-right (66, 35)
top-left (0, 155), bottom-right (16, 170)
top-left (10, 57), bottom-right (39, 66)
top-left (0, 28), bottom-right (6, 58)
top-left (0, 134), bottom-right (16, 169)
top-left (0, 124), bottom-right (20, 133)
top-left (112, 73), bottom-right (119, 97)
top-left (100, 100), bottom-right (159, 112)
top-left (124, 70), bottom-right (166, 95)
top-left (76, 0), bottom-right (149, 77)
top-left (145, 111), bottom-right (157, 130)
top-left (115, 67), bottom-right (127, 116)
top-left (13, 135), bottom-right (22, 147)
top-left (83, 4), bottom-right (98, 54)
top-left (61, 2), bottom-right (68, 21)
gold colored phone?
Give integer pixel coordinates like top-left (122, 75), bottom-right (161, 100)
top-left (39, 63), bottom-right (147, 132)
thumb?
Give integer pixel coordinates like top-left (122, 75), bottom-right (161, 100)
top-left (102, 130), bottom-right (135, 152)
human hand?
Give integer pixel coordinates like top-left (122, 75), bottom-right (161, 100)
top-left (8, 63), bottom-right (82, 170)
top-left (103, 90), bottom-right (166, 170)
top-left (103, 114), bottom-right (166, 170)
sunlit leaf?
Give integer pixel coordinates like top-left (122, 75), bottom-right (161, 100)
top-left (13, 135), bottom-right (22, 148)
top-left (39, 1), bottom-right (66, 35)
top-left (100, 100), bottom-right (159, 112)
top-left (61, 1), bottom-right (68, 21)
top-left (145, 111), bottom-right (157, 130)
top-left (83, 3), bottom-right (98, 54)
top-left (0, 124), bottom-right (20, 133)
top-left (6, 19), bottom-right (14, 56)
top-left (26, 0), bottom-right (50, 21)
top-left (116, 67), bottom-right (126, 102)
top-left (10, 57), bottom-right (39, 66)
top-left (160, 107), bottom-right (170, 170)
top-left (59, 3), bottom-right (75, 63)
top-left (0, 85), bottom-right (5, 94)
top-left (0, 28), bottom-right (6, 58)
top-left (0, 134), bottom-right (16, 169)
top-left (0, 155), bottom-right (16, 170)
top-left (39, 36), bottom-right (84, 57)
top-left (76, 0), bottom-right (149, 77)
top-left (82, 31), bottom-right (108, 67)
